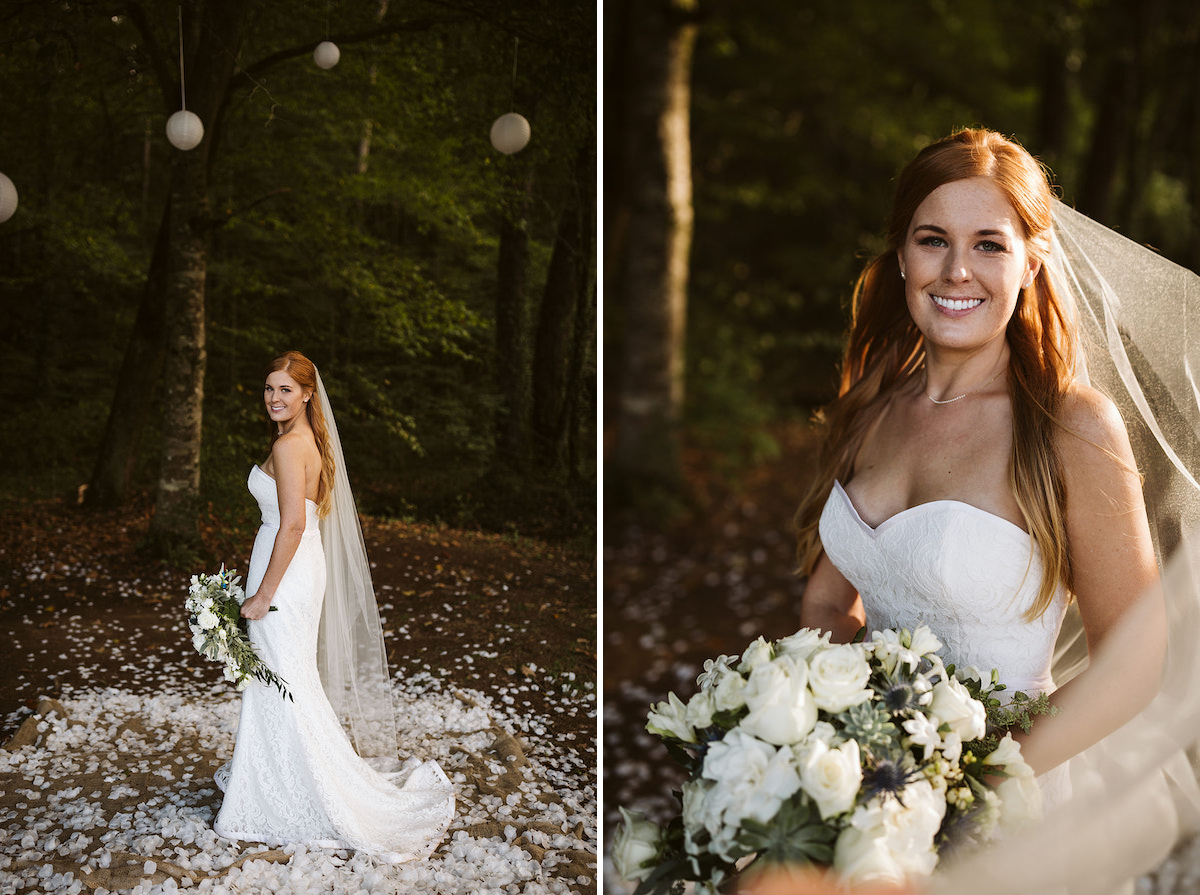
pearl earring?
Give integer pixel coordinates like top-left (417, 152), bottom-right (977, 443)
top-left (900, 270), bottom-right (906, 280)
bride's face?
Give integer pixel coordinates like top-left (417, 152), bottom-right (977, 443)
top-left (264, 370), bottom-right (310, 426)
top-left (897, 177), bottom-right (1041, 355)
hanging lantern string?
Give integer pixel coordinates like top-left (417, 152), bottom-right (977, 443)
top-left (177, 4), bottom-right (187, 111)
top-left (510, 37), bottom-right (519, 112)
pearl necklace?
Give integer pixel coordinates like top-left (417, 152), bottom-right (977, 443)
top-left (925, 366), bottom-right (1005, 405)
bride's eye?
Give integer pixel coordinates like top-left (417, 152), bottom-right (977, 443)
top-left (977, 240), bottom-right (1007, 253)
top-left (918, 235), bottom-right (947, 248)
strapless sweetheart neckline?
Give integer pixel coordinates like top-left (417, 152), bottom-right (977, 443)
top-left (251, 463), bottom-right (318, 508)
top-left (831, 480), bottom-right (1028, 538)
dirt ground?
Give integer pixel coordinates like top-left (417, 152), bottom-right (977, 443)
top-left (0, 496), bottom-right (596, 772)
top-left (602, 422), bottom-right (820, 848)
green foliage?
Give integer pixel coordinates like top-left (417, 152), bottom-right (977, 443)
top-left (737, 798), bottom-right (836, 866)
top-left (609, 0), bottom-right (1200, 491)
top-left (0, 0), bottom-right (596, 539)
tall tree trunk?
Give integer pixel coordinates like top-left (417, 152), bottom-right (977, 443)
top-left (87, 199), bottom-right (173, 507)
top-left (1034, 1), bottom-right (1073, 168)
top-left (149, 0), bottom-right (250, 546)
top-left (610, 0), bottom-right (698, 495)
top-left (494, 169), bottom-right (534, 472)
top-left (565, 170), bottom-right (596, 481)
top-left (532, 184), bottom-right (584, 469)
top-left (1078, 1), bottom-right (1139, 223)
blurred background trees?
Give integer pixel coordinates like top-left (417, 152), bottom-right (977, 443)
top-left (605, 0), bottom-right (1200, 510)
top-left (0, 0), bottom-right (596, 548)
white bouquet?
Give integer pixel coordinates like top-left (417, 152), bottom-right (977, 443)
top-left (186, 566), bottom-right (291, 700)
top-left (613, 627), bottom-right (1055, 892)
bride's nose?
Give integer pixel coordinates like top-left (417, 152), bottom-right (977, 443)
top-left (941, 249), bottom-right (972, 283)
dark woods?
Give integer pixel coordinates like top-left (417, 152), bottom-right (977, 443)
top-left (0, 0), bottom-right (596, 549)
top-left (605, 0), bottom-right (1200, 508)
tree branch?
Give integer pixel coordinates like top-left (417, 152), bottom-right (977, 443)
top-left (229, 15), bottom-right (464, 98)
top-left (210, 187), bottom-right (293, 230)
top-left (123, 1), bottom-right (178, 115)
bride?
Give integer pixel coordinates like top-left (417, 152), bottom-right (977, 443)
top-left (794, 129), bottom-right (1200, 891)
top-left (213, 350), bottom-right (455, 862)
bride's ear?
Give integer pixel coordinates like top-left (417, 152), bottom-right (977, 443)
top-left (1024, 257), bottom-right (1042, 290)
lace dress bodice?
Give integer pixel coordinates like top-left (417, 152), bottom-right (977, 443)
top-left (818, 481), bottom-right (1069, 695)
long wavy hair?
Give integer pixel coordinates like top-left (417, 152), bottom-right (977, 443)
top-left (267, 350), bottom-right (336, 518)
top-left (795, 128), bottom-right (1080, 620)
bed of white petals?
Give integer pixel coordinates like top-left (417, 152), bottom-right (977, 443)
top-left (0, 673), bottom-right (595, 895)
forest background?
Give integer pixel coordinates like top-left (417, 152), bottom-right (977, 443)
top-left (605, 0), bottom-right (1200, 509)
top-left (602, 1), bottom-right (1200, 884)
top-left (0, 0), bottom-right (596, 552)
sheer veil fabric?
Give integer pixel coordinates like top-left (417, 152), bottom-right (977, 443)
top-left (313, 368), bottom-right (400, 769)
top-left (929, 203), bottom-right (1200, 893)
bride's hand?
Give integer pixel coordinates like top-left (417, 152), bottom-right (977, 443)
top-left (241, 593), bottom-right (273, 620)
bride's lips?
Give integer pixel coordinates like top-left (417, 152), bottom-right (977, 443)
top-left (931, 294), bottom-right (984, 316)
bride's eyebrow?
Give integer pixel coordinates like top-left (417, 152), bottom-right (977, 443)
top-left (913, 224), bottom-right (1010, 238)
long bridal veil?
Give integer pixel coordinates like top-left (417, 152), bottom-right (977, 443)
top-left (930, 204), bottom-right (1200, 893)
top-left (313, 368), bottom-right (400, 770)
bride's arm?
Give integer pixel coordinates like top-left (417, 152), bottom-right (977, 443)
top-left (241, 436), bottom-right (311, 620)
top-left (1012, 385), bottom-right (1164, 776)
top-left (799, 553), bottom-right (865, 644)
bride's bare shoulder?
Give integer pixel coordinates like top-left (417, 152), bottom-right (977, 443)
top-left (1056, 383), bottom-right (1138, 475)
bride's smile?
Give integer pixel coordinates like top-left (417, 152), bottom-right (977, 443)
top-left (263, 371), bottom-right (309, 428)
top-left (899, 176), bottom-right (1040, 357)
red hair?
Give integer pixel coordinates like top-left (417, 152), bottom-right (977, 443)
top-left (796, 129), bottom-right (1079, 618)
top-left (266, 350), bottom-right (336, 518)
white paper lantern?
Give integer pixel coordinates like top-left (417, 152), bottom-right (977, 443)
top-left (0, 172), bottom-right (17, 223)
top-left (313, 41), bottom-right (340, 69)
top-left (490, 113), bottom-right (531, 155)
top-left (166, 110), bottom-right (204, 150)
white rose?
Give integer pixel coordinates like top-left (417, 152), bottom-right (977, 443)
top-left (774, 628), bottom-right (831, 663)
top-left (808, 720), bottom-right (838, 746)
top-left (681, 778), bottom-right (718, 856)
top-left (611, 807), bottom-right (663, 882)
top-left (834, 824), bottom-right (906, 888)
top-left (191, 632), bottom-right (207, 652)
top-left (807, 644), bottom-right (872, 713)
top-left (646, 692), bottom-right (696, 742)
top-left (685, 689), bottom-right (716, 730)
top-left (711, 669), bottom-right (747, 713)
top-left (929, 678), bottom-right (986, 741)
top-left (740, 657), bottom-right (818, 745)
top-left (997, 770), bottom-right (1043, 830)
top-left (702, 728), bottom-right (802, 838)
top-left (738, 636), bottom-right (774, 673)
top-left (885, 780), bottom-right (945, 878)
top-left (799, 738), bottom-right (862, 819)
top-left (197, 609), bottom-right (219, 631)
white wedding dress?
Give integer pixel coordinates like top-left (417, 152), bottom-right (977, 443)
top-left (213, 465), bottom-right (455, 861)
top-left (818, 480), bottom-right (1072, 804)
